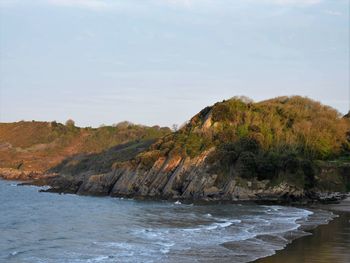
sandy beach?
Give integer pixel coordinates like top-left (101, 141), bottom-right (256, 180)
top-left (319, 197), bottom-right (350, 213)
top-left (254, 197), bottom-right (350, 263)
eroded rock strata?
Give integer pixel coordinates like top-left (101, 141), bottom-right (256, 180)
top-left (43, 148), bottom-right (349, 203)
top-left (2, 96), bottom-right (350, 203)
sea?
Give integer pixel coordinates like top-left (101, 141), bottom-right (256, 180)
top-left (0, 179), bottom-right (336, 263)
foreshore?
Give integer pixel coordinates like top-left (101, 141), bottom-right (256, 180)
top-left (318, 196), bottom-right (350, 212)
top-left (253, 197), bottom-right (350, 263)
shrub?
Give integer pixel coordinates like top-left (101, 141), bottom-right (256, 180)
top-left (301, 160), bottom-right (316, 189)
top-left (236, 151), bottom-right (257, 178)
top-left (65, 119), bottom-right (75, 127)
top-left (138, 150), bottom-right (161, 169)
top-left (282, 154), bottom-right (300, 174)
top-left (238, 137), bottom-right (261, 153)
top-left (256, 152), bottom-right (279, 180)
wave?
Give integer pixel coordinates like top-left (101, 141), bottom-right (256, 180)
top-left (1, 180), bottom-right (337, 263)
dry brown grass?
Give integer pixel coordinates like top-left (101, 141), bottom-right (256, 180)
top-left (0, 121), bottom-right (170, 173)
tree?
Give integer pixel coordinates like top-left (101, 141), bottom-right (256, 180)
top-left (65, 119), bottom-right (75, 127)
top-left (172, 124), bottom-right (178, 132)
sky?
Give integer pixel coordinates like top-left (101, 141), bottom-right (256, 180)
top-left (0, 0), bottom-right (349, 127)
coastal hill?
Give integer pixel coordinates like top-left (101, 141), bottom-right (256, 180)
top-left (43, 96), bottom-right (350, 202)
top-left (0, 121), bottom-right (171, 180)
top-left (1, 96), bottom-right (349, 202)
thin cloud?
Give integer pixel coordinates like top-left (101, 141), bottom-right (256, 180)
top-left (47, 0), bottom-right (109, 10)
top-left (325, 10), bottom-right (342, 16)
top-left (1, 0), bottom-right (323, 10)
top-left (261, 0), bottom-right (321, 5)
top-left (164, 0), bottom-right (323, 7)
top-left (156, 0), bottom-right (202, 8)
top-left (165, 0), bottom-right (192, 7)
top-left (47, 0), bottom-right (198, 10)
top-left (0, 0), bottom-right (20, 7)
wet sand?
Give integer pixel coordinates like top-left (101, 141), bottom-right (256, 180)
top-left (319, 197), bottom-right (350, 213)
top-left (254, 198), bottom-right (350, 263)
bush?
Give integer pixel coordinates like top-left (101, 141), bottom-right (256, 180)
top-left (65, 119), bottom-right (75, 127)
top-left (236, 151), bottom-right (257, 178)
top-left (238, 137), bottom-right (261, 153)
top-left (301, 160), bottom-right (316, 189)
top-left (212, 99), bottom-right (248, 122)
top-left (138, 150), bottom-right (161, 169)
top-left (281, 154), bottom-right (299, 174)
top-left (256, 152), bottom-right (279, 180)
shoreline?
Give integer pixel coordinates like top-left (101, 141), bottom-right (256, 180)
top-left (318, 196), bottom-right (350, 212)
top-left (253, 197), bottom-right (350, 263)
top-left (2, 176), bottom-right (348, 207)
top-left (2, 178), bottom-right (349, 262)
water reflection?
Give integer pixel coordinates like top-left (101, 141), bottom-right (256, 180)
top-left (254, 212), bottom-right (350, 263)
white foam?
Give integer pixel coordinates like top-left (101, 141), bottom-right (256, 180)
top-left (210, 220), bottom-right (241, 230)
top-left (160, 248), bottom-right (170, 254)
top-left (39, 185), bottom-right (50, 190)
top-left (87, 255), bottom-right (110, 263)
top-left (182, 219), bottom-right (240, 232)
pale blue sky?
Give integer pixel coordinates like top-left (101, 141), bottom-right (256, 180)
top-left (0, 0), bottom-right (349, 127)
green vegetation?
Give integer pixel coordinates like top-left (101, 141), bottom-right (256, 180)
top-left (209, 137), bottom-right (317, 189)
top-left (65, 119), bottom-right (76, 127)
top-left (137, 96), bottom-right (350, 186)
top-left (210, 96), bottom-right (349, 159)
top-left (1, 96), bottom-right (349, 188)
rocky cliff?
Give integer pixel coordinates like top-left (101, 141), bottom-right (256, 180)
top-left (44, 148), bottom-right (349, 203)
top-left (41, 96), bottom-right (350, 203)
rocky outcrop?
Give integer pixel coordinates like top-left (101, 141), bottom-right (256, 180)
top-left (42, 149), bottom-right (349, 204)
top-left (28, 151), bottom-right (350, 203)
top-left (0, 168), bottom-right (55, 181)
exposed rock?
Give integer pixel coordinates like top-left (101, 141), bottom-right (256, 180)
top-left (43, 150), bottom-right (349, 204)
top-left (0, 168), bottom-right (55, 181)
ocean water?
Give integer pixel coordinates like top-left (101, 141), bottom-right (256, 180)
top-left (0, 180), bottom-right (334, 263)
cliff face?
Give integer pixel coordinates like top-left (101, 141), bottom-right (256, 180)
top-left (45, 148), bottom-right (349, 203)
top-left (46, 150), bottom-right (261, 199)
